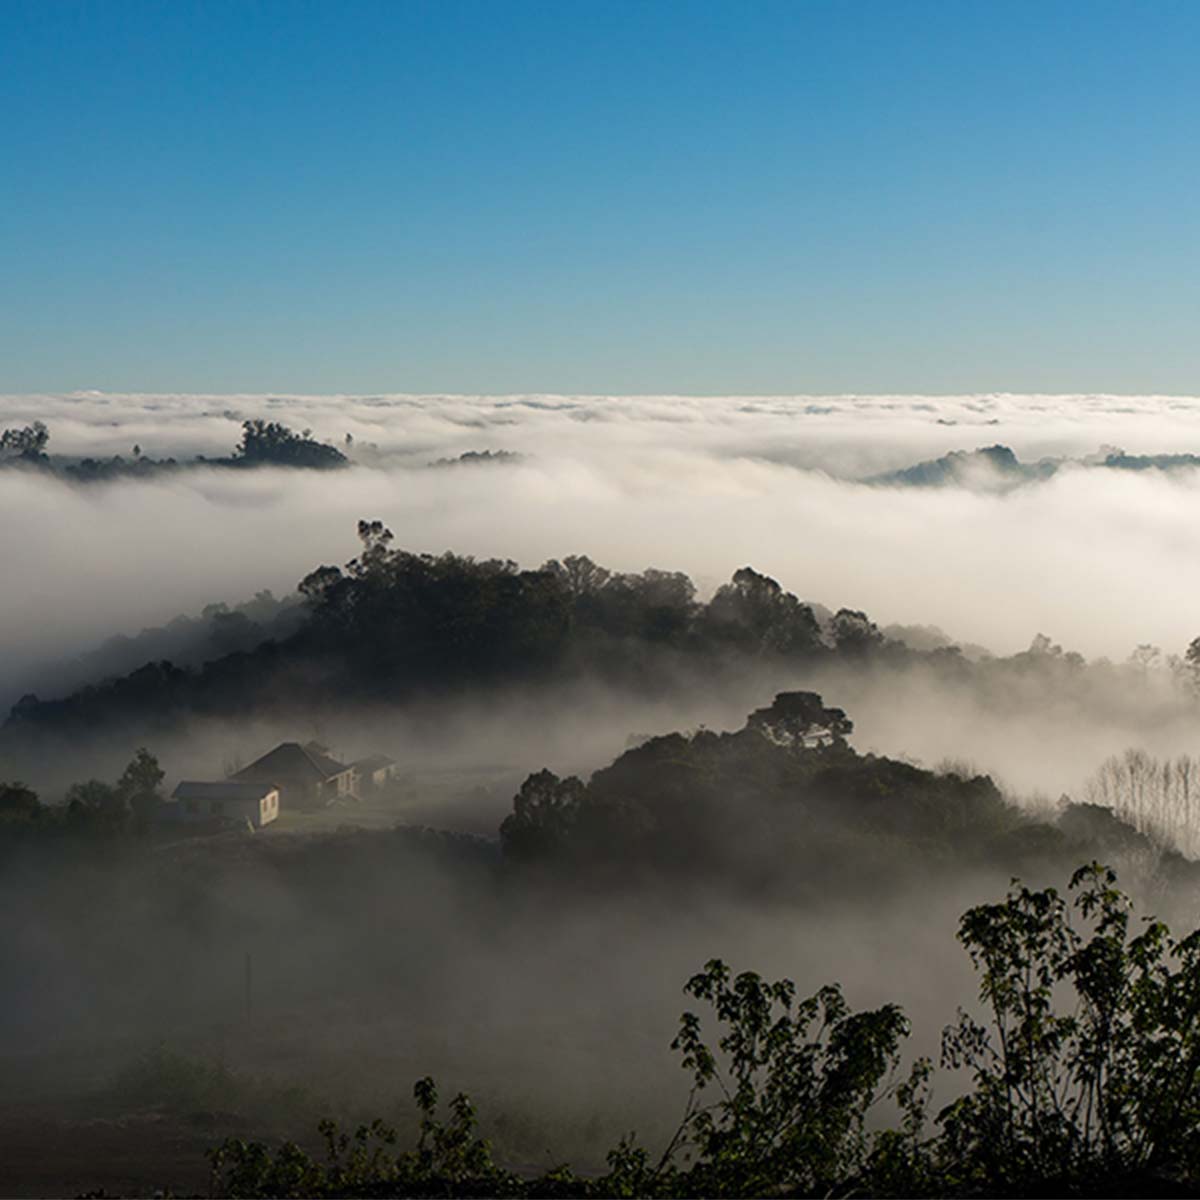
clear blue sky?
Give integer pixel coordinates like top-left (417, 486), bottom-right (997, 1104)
top-left (3, 0), bottom-right (1198, 394)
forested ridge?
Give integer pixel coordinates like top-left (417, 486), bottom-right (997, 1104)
top-left (0, 517), bottom-right (901, 736)
top-left (10, 517), bottom-right (1200, 748)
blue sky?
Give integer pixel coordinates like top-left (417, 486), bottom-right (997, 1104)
top-left (3, 0), bottom-right (1199, 394)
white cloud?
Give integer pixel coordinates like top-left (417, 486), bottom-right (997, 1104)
top-left (4, 390), bottom-right (1200, 694)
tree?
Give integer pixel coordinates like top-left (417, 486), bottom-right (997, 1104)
top-left (937, 864), bottom-right (1200, 1193)
top-left (651, 959), bottom-right (913, 1196)
top-left (1028, 632), bottom-right (1063, 657)
top-left (1182, 636), bottom-right (1200, 695)
top-left (234, 420), bottom-right (346, 468)
top-left (830, 607), bottom-right (884, 655)
top-left (65, 779), bottom-right (128, 831)
top-left (744, 690), bottom-right (853, 749)
top-left (0, 420), bottom-right (49, 460)
top-left (542, 554), bottom-right (611, 599)
top-left (498, 770), bottom-right (586, 862)
top-left (1082, 749), bottom-right (1200, 859)
top-left (117, 748), bottom-right (166, 820)
top-left (704, 567), bottom-right (822, 656)
top-left (1128, 643), bottom-right (1162, 672)
top-left (0, 782), bottom-right (42, 825)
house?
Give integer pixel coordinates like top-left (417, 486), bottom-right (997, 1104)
top-left (230, 741), bottom-right (356, 809)
top-left (170, 780), bottom-right (279, 828)
top-left (350, 754), bottom-right (399, 792)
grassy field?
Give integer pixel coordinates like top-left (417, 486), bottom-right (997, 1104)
top-left (268, 765), bottom-right (527, 838)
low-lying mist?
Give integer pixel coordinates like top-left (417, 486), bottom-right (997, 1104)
top-left (6, 377), bottom-right (1200, 1195)
top-left (6, 390), bottom-right (1200, 696)
top-left (0, 812), bottom-right (994, 1177)
top-left (11, 657), bottom-right (1197, 828)
top-left (6, 391), bottom-right (1200, 828)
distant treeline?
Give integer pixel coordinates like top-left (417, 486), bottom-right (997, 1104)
top-left (0, 418), bottom-right (347, 479)
top-left (5, 589), bottom-right (304, 709)
top-left (870, 442), bottom-right (1200, 488)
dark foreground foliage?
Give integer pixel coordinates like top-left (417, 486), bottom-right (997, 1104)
top-left (207, 865), bottom-right (1200, 1198)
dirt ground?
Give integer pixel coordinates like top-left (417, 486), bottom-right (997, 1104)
top-left (0, 1105), bottom-right (245, 1198)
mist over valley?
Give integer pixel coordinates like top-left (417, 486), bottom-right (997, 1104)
top-left (6, 392), bottom-right (1200, 1195)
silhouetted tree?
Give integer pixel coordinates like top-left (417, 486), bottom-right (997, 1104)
top-left (235, 420), bottom-right (347, 468)
top-left (0, 782), bottom-right (42, 824)
top-left (704, 566), bottom-right (822, 655)
top-left (65, 779), bottom-right (128, 831)
top-left (744, 691), bottom-right (853, 748)
top-left (117, 748), bottom-right (165, 821)
top-left (830, 607), bottom-right (884, 655)
top-left (542, 554), bottom-right (611, 599)
top-left (498, 770), bottom-right (585, 862)
top-left (0, 420), bottom-right (49, 461)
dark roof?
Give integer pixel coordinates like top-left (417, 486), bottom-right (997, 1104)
top-left (173, 780), bottom-right (276, 803)
top-left (351, 754), bottom-right (396, 772)
top-left (231, 741), bottom-right (351, 785)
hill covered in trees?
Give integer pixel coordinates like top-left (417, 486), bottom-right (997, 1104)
top-left (0, 418), bottom-right (347, 481)
top-left (0, 518), bottom-right (902, 740)
top-left (8, 519), bottom-right (1200, 772)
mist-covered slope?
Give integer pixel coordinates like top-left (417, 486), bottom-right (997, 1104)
top-left (869, 442), bottom-right (1200, 489)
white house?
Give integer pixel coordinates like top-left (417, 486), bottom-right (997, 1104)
top-left (170, 780), bottom-right (280, 828)
top-left (230, 741), bottom-right (356, 810)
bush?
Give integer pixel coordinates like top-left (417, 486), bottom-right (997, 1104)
top-left (205, 865), bottom-right (1200, 1196)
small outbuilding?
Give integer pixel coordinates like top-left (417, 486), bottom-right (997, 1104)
top-left (170, 780), bottom-right (280, 828)
top-left (351, 754), bottom-right (399, 792)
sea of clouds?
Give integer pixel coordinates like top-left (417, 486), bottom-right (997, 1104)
top-left (4, 390), bottom-right (1200, 695)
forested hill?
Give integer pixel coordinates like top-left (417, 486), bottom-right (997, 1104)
top-left (2, 520), bottom-right (902, 740)
top-left (494, 689), bottom-right (1131, 896)
top-left (7, 519), bottom-right (1200, 750)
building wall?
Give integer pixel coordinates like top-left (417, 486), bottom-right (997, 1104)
top-left (253, 776), bottom-right (318, 810)
top-left (258, 791), bottom-right (279, 826)
top-left (317, 773), bottom-right (355, 803)
top-left (176, 790), bottom-right (278, 828)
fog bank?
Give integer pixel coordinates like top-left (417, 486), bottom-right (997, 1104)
top-left (5, 391), bottom-right (1200, 696)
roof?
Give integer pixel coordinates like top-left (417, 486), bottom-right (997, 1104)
top-left (351, 754), bottom-right (396, 772)
top-left (173, 780), bottom-right (277, 803)
top-left (231, 741), bottom-right (351, 784)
